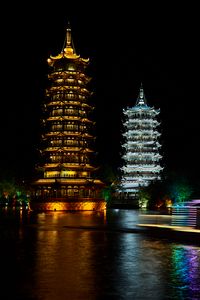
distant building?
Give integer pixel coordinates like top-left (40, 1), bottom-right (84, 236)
top-left (171, 200), bottom-right (200, 229)
top-left (31, 24), bottom-right (105, 211)
top-left (119, 84), bottom-right (163, 201)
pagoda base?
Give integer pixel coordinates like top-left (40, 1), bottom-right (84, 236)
top-left (30, 198), bottom-right (106, 211)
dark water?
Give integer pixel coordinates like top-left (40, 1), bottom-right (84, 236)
top-left (0, 208), bottom-right (200, 300)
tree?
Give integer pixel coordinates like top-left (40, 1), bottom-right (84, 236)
top-left (0, 178), bottom-right (29, 207)
top-left (168, 178), bottom-right (193, 204)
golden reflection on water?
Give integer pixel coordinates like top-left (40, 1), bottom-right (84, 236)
top-left (35, 213), bottom-right (97, 299)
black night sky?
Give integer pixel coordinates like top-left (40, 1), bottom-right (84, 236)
top-left (0, 3), bottom-right (199, 183)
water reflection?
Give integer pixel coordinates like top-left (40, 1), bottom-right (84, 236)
top-left (170, 245), bottom-right (200, 299)
top-left (0, 208), bottom-right (200, 299)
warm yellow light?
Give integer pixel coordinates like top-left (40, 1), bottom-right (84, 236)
top-left (82, 172), bottom-right (88, 176)
top-left (45, 171), bottom-right (59, 177)
top-left (31, 200), bottom-right (106, 211)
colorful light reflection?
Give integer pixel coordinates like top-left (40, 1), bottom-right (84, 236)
top-left (171, 245), bottom-right (200, 299)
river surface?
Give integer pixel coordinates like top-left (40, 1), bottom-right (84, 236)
top-left (0, 208), bottom-right (200, 300)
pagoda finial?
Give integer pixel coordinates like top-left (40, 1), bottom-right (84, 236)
top-left (48, 22), bottom-right (87, 62)
top-left (136, 82), bottom-right (147, 106)
top-left (66, 21), bottom-right (72, 47)
top-left (62, 21), bottom-right (77, 58)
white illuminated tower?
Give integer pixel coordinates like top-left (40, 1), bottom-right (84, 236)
top-left (120, 84), bottom-right (163, 199)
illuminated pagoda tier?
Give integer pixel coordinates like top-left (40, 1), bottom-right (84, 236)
top-left (119, 84), bottom-right (163, 200)
top-left (31, 24), bottom-right (105, 211)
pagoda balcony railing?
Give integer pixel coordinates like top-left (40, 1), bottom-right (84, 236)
top-left (122, 176), bottom-right (161, 182)
top-left (49, 142), bottom-right (85, 147)
top-left (121, 175), bottom-right (159, 180)
top-left (124, 151), bottom-right (161, 155)
top-left (125, 125), bottom-right (159, 130)
top-left (50, 112), bottom-right (87, 118)
top-left (124, 138), bottom-right (159, 143)
top-left (124, 145), bottom-right (162, 150)
top-left (122, 165), bottom-right (163, 170)
top-left (125, 121), bottom-right (159, 125)
top-left (48, 94), bottom-right (86, 101)
top-left (125, 136), bottom-right (159, 144)
top-left (47, 116), bottom-right (79, 121)
top-left (48, 129), bottom-right (90, 135)
top-left (123, 160), bottom-right (161, 165)
top-left (47, 100), bottom-right (81, 106)
top-left (44, 148), bottom-right (92, 154)
top-left (123, 149), bottom-right (159, 153)
top-left (47, 93), bottom-right (89, 101)
top-left (126, 119), bottom-right (159, 124)
top-left (47, 101), bottom-right (93, 111)
top-left (48, 86), bottom-right (90, 95)
top-left (124, 139), bottom-right (160, 144)
top-left (43, 163), bottom-right (95, 170)
top-left (47, 116), bottom-right (92, 123)
top-left (52, 126), bottom-right (79, 131)
top-left (125, 126), bottom-right (159, 132)
top-left (44, 174), bottom-right (91, 179)
top-left (122, 162), bottom-right (162, 167)
top-left (44, 146), bottom-right (80, 151)
top-left (51, 81), bottom-right (85, 88)
top-left (49, 84), bottom-right (85, 90)
top-left (51, 112), bottom-right (79, 117)
top-left (45, 131), bottom-right (94, 138)
top-left (123, 155), bottom-right (162, 160)
top-left (125, 133), bottom-right (158, 138)
top-left (44, 162), bottom-right (80, 167)
top-left (121, 174), bottom-right (161, 179)
top-left (123, 151), bottom-right (160, 155)
top-left (122, 152), bottom-right (162, 161)
top-left (124, 130), bottom-right (161, 135)
top-left (46, 131), bottom-right (79, 136)
top-left (124, 147), bottom-right (158, 151)
top-left (124, 111), bottom-right (158, 117)
top-left (48, 78), bottom-right (89, 87)
top-left (125, 156), bottom-right (162, 160)
top-left (124, 115), bottom-right (157, 120)
top-left (123, 131), bottom-right (160, 136)
top-left (49, 70), bottom-right (89, 78)
top-left (126, 140), bottom-right (158, 144)
top-left (122, 171), bottom-right (163, 176)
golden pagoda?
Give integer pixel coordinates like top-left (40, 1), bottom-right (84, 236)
top-left (31, 24), bottom-right (105, 211)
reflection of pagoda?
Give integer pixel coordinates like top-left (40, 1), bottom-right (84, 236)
top-left (119, 84), bottom-right (163, 201)
top-left (31, 24), bottom-right (105, 211)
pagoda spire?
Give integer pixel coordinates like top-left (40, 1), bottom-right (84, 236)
top-left (136, 83), bottom-right (147, 106)
top-left (48, 22), bottom-right (89, 63)
top-left (62, 22), bottom-right (77, 58)
top-left (66, 22), bottom-right (72, 47)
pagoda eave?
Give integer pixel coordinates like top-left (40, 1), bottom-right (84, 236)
top-left (43, 163), bottom-right (96, 170)
top-left (33, 178), bottom-right (104, 186)
top-left (48, 54), bottom-right (89, 64)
